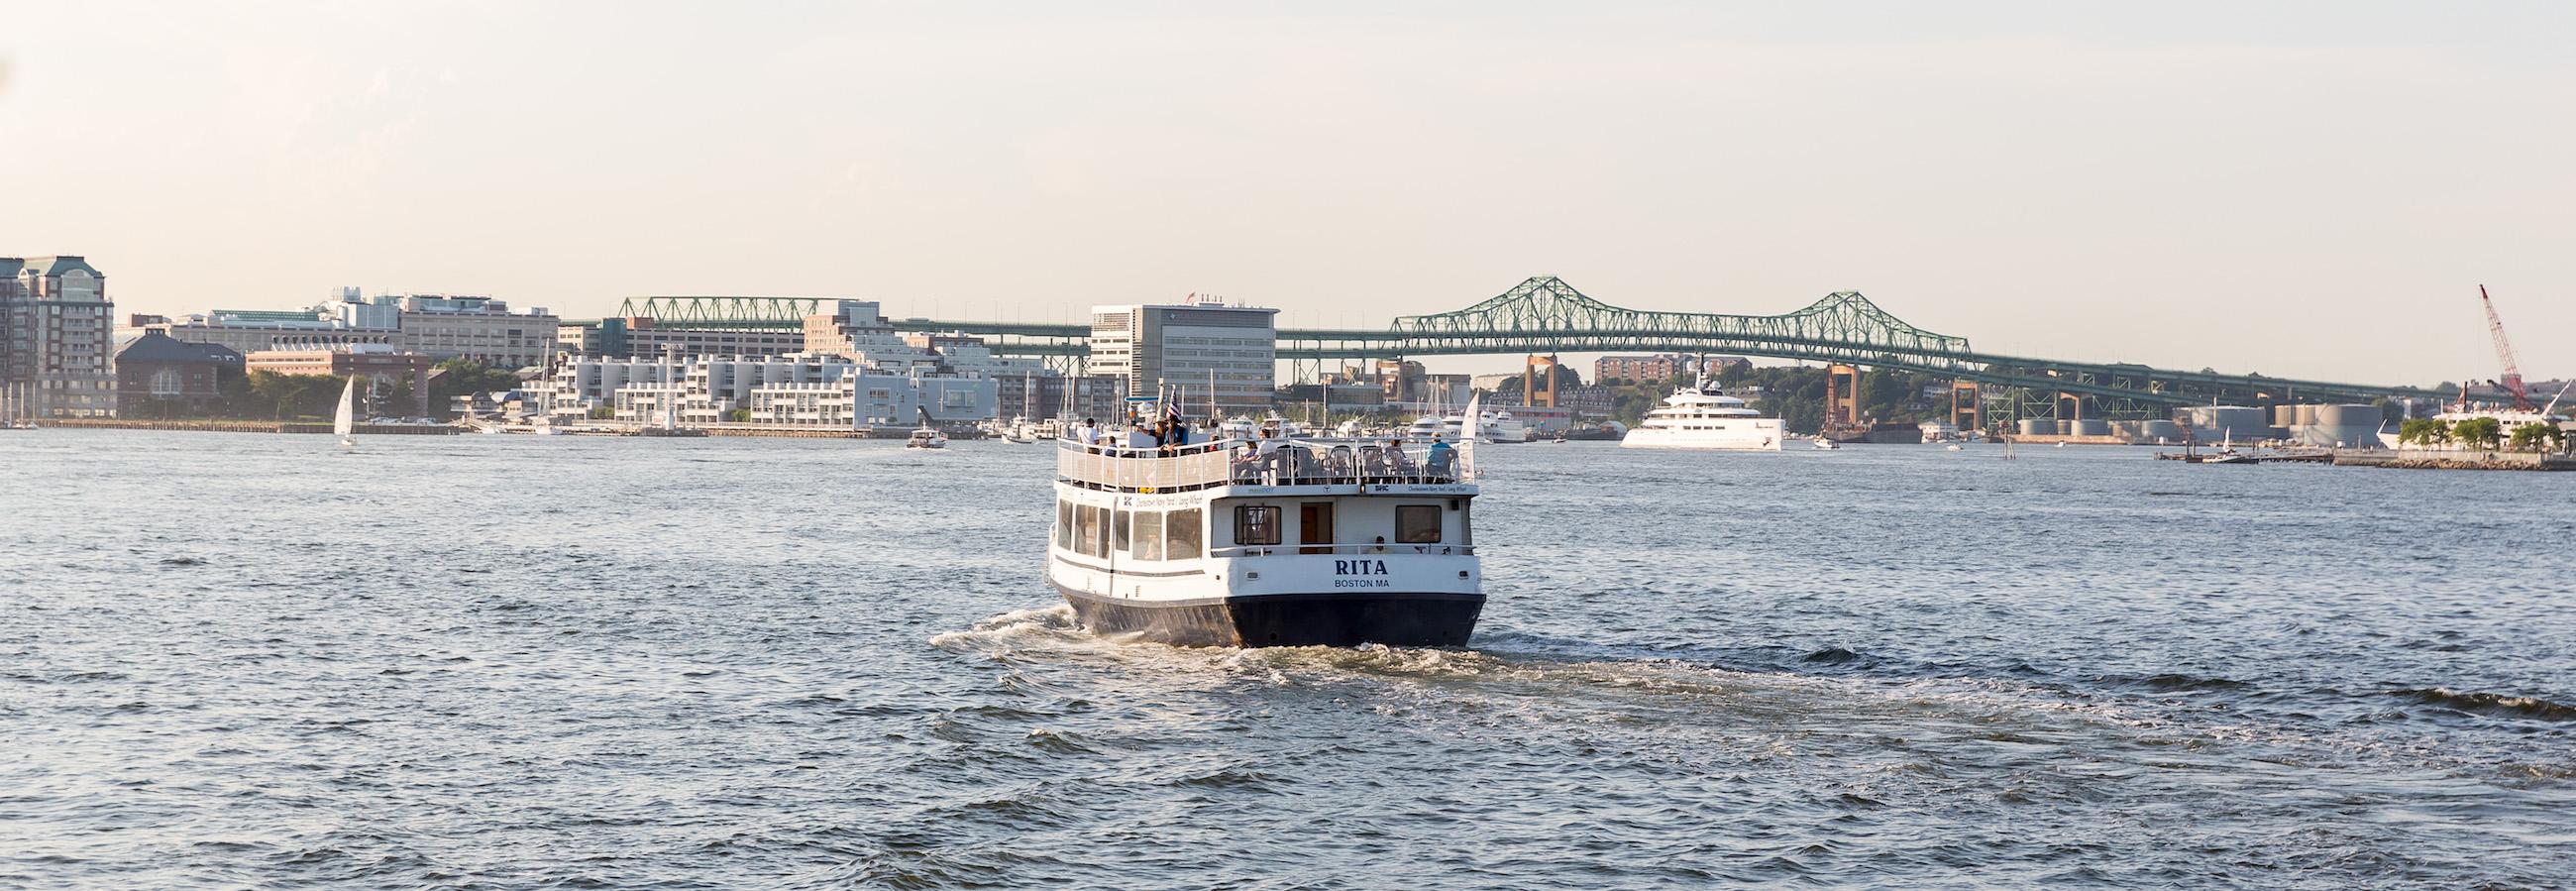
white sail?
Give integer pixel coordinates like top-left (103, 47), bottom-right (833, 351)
top-left (1458, 391), bottom-right (1481, 476)
top-left (334, 379), bottom-right (357, 438)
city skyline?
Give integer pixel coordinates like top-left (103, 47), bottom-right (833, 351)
top-left (5, 2), bottom-right (2571, 386)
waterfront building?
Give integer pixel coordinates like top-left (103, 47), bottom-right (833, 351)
top-left (1593, 354), bottom-right (1749, 385)
top-left (130, 289), bottom-right (554, 369)
top-left (992, 371), bottom-right (1130, 423)
top-left (243, 346), bottom-right (435, 416)
top-left (124, 309), bottom-right (397, 357)
top-left (1090, 297), bottom-right (1277, 417)
top-left (113, 330), bottom-right (244, 411)
top-left (528, 352), bottom-right (999, 431)
top-left (558, 316), bottom-right (806, 360)
top-left (388, 295), bottom-right (556, 369)
top-left (0, 255), bottom-right (120, 417)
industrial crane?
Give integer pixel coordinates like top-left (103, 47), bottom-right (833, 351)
top-left (2480, 284), bottom-right (2535, 411)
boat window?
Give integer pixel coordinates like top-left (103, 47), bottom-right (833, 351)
top-left (1396, 504), bottom-right (1442, 544)
top-left (1056, 500), bottom-right (1074, 550)
top-left (1167, 508), bottom-right (1202, 559)
top-left (1235, 505), bottom-right (1282, 545)
top-left (1114, 504), bottom-right (1132, 553)
top-left (1134, 510), bottom-right (1165, 560)
top-left (1078, 504), bottom-right (1105, 558)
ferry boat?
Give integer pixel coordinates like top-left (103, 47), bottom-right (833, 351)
top-left (1045, 410), bottom-right (1486, 648)
top-left (1620, 381), bottom-right (1783, 451)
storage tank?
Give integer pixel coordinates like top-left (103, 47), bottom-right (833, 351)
top-left (2295, 404), bottom-right (2320, 426)
top-left (2140, 419), bottom-right (2183, 443)
top-left (2273, 405), bottom-right (2299, 427)
top-left (2309, 403), bottom-right (2385, 447)
top-left (2074, 419), bottom-right (2111, 437)
top-left (2054, 419), bottom-right (2072, 435)
top-left (2018, 418), bottom-right (2054, 437)
top-left (2185, 405), bottom-right (2269, 441)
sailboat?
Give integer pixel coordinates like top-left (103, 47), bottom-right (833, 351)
top-left (2205, 429), bottom-right (2253, 464)
top-left (335, 379), bottom-right (357, 448)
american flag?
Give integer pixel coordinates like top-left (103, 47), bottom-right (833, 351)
top-left (1164, 387), bottom-right (1182, 421)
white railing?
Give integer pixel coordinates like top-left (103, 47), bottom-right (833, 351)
top-left (1056, 436), bottom-right (1476, 490)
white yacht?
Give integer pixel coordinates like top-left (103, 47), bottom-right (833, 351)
top-left (1621, 382), bottom-right (1783, 451)
top-left (1476, 409), bottom-right (1533, 444)
top-left (1406, 414), bottom-right (1456, 442)
top-left (1046, 408), bottom-right (1486, 647)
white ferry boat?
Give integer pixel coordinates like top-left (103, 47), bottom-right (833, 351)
top-left (1620, 382), bottom-right (1783, 451)
top-left (1046, 418), bottom-right (1486, 647)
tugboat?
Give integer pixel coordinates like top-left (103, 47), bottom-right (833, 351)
top-left (1045, 395), bottom-right (1487, 647)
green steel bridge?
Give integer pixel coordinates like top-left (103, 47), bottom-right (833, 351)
top-left (603, 278), bottom-right (2438, 412)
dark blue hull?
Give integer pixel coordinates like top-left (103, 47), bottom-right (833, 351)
top-left (1058, 586), bottom-right (1483, 648)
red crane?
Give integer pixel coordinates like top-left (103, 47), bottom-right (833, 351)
top-left (2481, 284), bottom-right (2535, 411)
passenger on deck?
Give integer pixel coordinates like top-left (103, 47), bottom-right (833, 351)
top-left (1384, 438), bottom-right (1417, 480)
top-left (1426, 435), bottom-right (1455, 480)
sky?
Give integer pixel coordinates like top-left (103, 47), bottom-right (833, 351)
top-left (2, 1), bottom-right (2569, 387)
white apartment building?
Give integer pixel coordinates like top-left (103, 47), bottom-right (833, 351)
top-left (1, 256), bottom-right (119, 417)
top-left (1090, 297), bottom-right (1278, 417)
top-left (528, 353), bottom-right (997, 431)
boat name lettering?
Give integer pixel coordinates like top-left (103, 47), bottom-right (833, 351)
top-left (1334, 559), bottom-right (1390, 576)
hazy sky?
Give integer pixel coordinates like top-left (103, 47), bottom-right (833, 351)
top-left (4, 2), bottom-right (2569, 386)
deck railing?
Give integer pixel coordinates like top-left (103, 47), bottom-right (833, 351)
top-left (1057, 436), bottom-right (1477, 490)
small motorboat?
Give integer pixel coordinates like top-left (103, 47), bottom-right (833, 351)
top-left (1810, 436), bottom-right (1840, 450)
top-left (906, 407), bottom-right (948, 449)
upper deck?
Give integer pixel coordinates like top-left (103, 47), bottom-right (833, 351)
top-left (1056, 435), bottom-right (1478, 494)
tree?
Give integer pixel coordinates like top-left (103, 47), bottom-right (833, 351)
top-left (724, 407), bottom-right (750, 423)
top-left (2453, 416), bottom-right (2504, 451)
top-left (2509, 422), bottom-right (2565, 453)
top-left (427, 358), bottom-right (522, 419)
top-left (246, 370), bottom-right (342, 419)
top-left (2397, 417), bottom-right (2450, 448)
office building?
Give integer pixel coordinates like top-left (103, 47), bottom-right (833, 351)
top-left (1090, 297), bottom-right (1277, 417)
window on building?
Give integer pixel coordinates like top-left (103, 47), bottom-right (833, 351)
top-left (1234, 505), bottom-right (1280, 546)
top-left (1397, 504), bottom-right (1443, 544)
top-left (1167, 508), bottom-right (1202, 559)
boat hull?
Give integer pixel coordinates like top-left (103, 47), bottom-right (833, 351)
top-left (1059, 586), bottom-right (1484, 648)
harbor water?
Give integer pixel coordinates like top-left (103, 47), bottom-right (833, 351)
top-left (3, 430), bottom-right (2572, 888)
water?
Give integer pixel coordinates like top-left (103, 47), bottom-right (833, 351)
top-left (4, 430), bottom-right (2572, 889)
